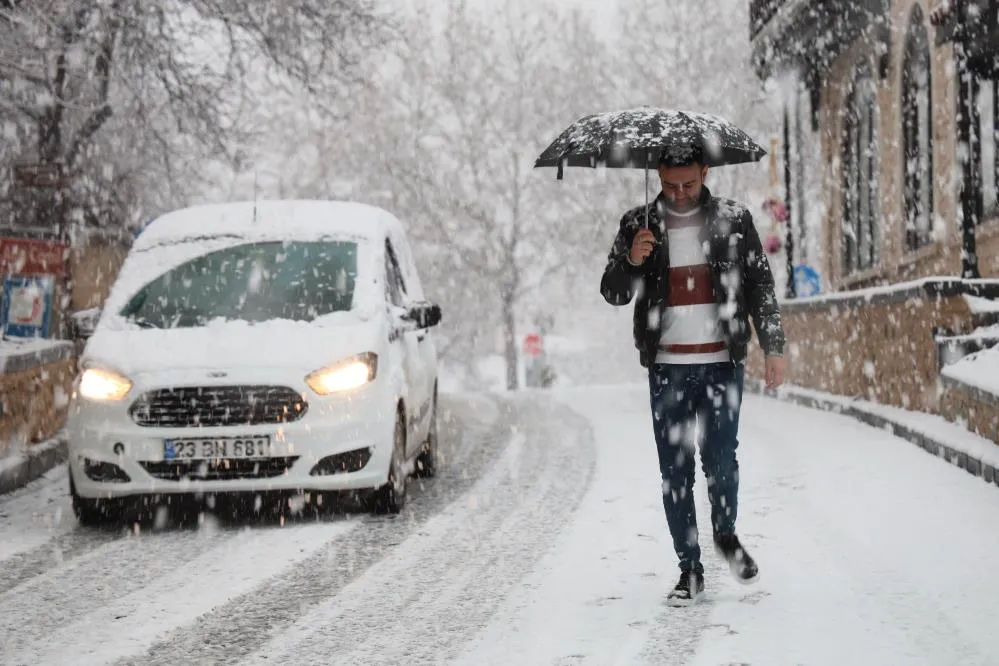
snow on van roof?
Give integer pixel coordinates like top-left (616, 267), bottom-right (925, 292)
top-left (98, 200), bottom-right (394, 322)
top-left (134, 199), bottom-right (401, 249)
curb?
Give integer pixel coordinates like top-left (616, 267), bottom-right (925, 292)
top-left (0, 434), bottom-right (68, 496)
top-left (745, 381), bottom-right (999, 490)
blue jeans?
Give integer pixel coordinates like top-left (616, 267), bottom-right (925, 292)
top-left (648, 362), bottom-right (745, 574)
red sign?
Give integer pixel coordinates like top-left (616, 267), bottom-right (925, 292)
top-left (0, 238), bottom-right (69, 276)
top-left (12, 163), bottom-right (65, 189)
top-left (523, 333), bottom-right (543, 357)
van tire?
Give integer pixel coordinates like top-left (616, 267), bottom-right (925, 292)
top-left (70, 473), bottom-right (122, 527)
top-left (414, 390), bottom-right (438, 479)
top-left (368, 410), bottom-right (407, 515)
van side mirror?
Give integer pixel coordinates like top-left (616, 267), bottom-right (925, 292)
top-left (392, 301), bottom-right (442, 335)
top-left (405, 302), bottom-right (442, 329)
top-left (70, 307), bottom-right (102, 340)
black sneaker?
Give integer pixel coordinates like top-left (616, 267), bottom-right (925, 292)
top-left (714, 533), bottom-right (759, 584)
top-left (666, 570), bottom-right (705, 607)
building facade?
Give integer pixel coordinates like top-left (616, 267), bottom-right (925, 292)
top-left (751, 0), bottom-right (999, 292)
top-left (745, 1), bottom-right (999, 446)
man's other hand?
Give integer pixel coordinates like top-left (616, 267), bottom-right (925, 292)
top-left (765, 355), bottom-right (785, 390)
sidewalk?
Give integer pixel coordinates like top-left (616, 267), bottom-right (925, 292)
top-left (746, 381), bottom-right (999, 489)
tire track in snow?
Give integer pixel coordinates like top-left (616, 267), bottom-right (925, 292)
top-left (0, 526), bottom-right (242, 661)
top-left (0, 529), bottom-right (119, 595)
top-left (0, 394), bottom-right (498, 665)
top-left (0, 393), bottom-right (500, 594)
top-left (235, 395), bottom-right (596, 666)
top-left (3, 521), bottom-right (358, 666)
top-left (109, 393), bottom-right (515, 666)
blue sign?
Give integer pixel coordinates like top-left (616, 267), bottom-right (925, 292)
top-left (2, 275), bottom-right (55, 338)
top-left (793, 264), bottom-right (822, 298)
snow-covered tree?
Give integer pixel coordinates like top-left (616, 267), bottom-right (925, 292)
top-left (0, 0), bottom-right (391, 233)
top-left (334, 0), bottom-right (619, 390)
top-left (611, 0), bottom-right (776, 204)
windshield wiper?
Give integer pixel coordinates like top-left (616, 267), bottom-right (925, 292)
top-left (128, 316), bottom-right (160, 329)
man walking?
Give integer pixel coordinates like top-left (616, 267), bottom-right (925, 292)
top-left (600, 146), bottom-right (786, 606)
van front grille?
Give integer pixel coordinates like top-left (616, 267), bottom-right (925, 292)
top-left (129, 385), bottom-right (308, 428)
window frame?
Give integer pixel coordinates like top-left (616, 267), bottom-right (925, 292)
top-left (901, 5), bottom-right (935, 252)
top-left (841, 60), bottom-right (880, 275)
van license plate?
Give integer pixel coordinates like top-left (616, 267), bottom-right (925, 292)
top-left (163, 436), bottom-right (272, 460)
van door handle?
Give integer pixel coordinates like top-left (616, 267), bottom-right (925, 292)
top-left (416, 332), bottom-right (427, 342)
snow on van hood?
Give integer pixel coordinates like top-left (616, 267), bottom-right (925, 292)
top-left (83, 315), bottom-right (384, 377)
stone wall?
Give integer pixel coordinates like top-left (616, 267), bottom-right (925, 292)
top-left (746, 279), bottom-right (999, 413)
top-left (939, 376), bottom-right (999, 444)
top-left (0, 342), bottom-right (75, 457)
top-left (69, 238), bottom-right (129, 311)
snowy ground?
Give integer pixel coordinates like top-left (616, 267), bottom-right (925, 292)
top-left (1, 384), bottom-right (998, 665)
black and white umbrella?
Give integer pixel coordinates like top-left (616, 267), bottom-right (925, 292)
top-left (535, 107), bottom-right (767, 177)
top-left (535, 107), bottom-right (766, 226)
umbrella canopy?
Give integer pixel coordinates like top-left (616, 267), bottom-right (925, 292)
top-left (535, 107), bottom-right (767, 179)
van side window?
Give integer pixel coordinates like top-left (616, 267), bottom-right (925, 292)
top-left (385, 240), bottom-right (407, 306)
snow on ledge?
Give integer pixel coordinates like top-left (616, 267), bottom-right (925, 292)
top-left (935, 323), bottom-right (999, 343)
top-left (0, 432), bottom-right (65, 480)
top-left (941, 346), bottom-right (999, 402)
top-left (964, 294), bottom-right (999, 315)
top-left (759, 383), bottom-right (999, 470)
top-left (778, 276), bottom-right (999, 311)
top-left (0, 338), bottom-right (74, 374)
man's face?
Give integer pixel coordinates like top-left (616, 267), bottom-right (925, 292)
top-left (658, 163), bottom-right (708, 211)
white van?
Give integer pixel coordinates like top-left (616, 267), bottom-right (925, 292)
top-left (66, 200), bottom-right (442, 523)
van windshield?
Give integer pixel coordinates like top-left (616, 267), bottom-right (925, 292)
top-left (119, 240), bottom-right (358, 329)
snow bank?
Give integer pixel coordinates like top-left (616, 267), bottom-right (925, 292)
top-left (758, 383), bottom-right (999, 471)
top-left (935, 323), bottom-right (999, 343)
top-left (0, 338), bottom-right (74, 374)
top-left (0, 433), bottom-right (67, 497)
top-left (778, 276), bottom-right (999, 309)
top-left (942, 346), bottom-right (999, 400)
top-left (964, 294), bottom-right (999, 315)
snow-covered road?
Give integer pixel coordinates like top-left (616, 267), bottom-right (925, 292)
top-left (1, 384), bottom-right (998, 665)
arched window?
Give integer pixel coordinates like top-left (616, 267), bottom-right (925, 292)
top-left (842, 61), bottom-right (880, 273)
top-left (902, 6), bottom-right (934, 250)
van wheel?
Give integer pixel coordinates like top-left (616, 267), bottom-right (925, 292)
top-left (368, 411), bottom-right (407, 515)
top-left (414, 393), bottom-right (438, 479)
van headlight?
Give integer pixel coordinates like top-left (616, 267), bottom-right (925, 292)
top-left (79, 368), bottom-right (133, 401)
top-left (306, 353), bottom-right (378, 395)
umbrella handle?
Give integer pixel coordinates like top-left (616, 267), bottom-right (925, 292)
top-left (644, 152), bottom-right (650, 229)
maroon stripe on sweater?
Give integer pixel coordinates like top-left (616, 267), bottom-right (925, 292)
top-left (667, 265), bottom-right (715, 306)
top-left (659, 341), bottom-right (728, 354)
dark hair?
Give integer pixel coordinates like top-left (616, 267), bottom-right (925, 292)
top-left (658, 144), bottom-right (703, 168)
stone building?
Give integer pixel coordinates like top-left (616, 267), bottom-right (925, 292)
top-left (746, 0), bottom-right (999, 450)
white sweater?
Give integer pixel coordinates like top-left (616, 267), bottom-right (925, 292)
top-left (654, 206), bottom-right (730, 365)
